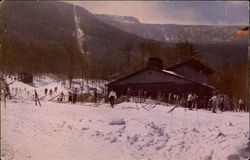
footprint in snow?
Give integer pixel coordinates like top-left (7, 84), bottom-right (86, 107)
top-left (68, 125), bottom-right (72, 130)
top-left (81, 127), bottom-right (89, 131)
top-left (216, 132), bottom-right (226, 138)
top-left (110, 137), bottom-right (118, 143)
top-left (192, 128), bottom-right (200, 133)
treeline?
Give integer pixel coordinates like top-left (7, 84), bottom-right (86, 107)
top-left (208, 62), bottom-right (247, 99)
top-left (0, 37), bottom-right (247, 99)
top-left (0, 37), bottom-right (198, 78)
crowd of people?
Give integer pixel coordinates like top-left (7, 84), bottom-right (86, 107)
top-left (1, 74), bottom-right (248, 112)
top-left (107, 88), bottom-right (248, 112)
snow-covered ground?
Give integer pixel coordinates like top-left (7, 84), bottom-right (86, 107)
top-left (1, 76), bottom-right (249, 160)
top-left (5, 75), bottom-right (106, 101)
top-left (1, 99), bottom-right (249, 160)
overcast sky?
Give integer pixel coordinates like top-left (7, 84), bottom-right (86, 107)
top-left (68, 1), bottom-right (249, 25)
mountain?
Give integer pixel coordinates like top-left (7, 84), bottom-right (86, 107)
top-left (0, 1), bottom-right (150, 54)
top-left (96, 14), bottom-right (247, 44)
top-left (96, 14), bottom-right (248, 65)
top-left (95, 14), bottom-right (140, 24)
top-left (0, 1), bottom-right (248, 73)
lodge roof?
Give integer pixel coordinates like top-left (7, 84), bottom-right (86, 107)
top-left (166, 58), bottom-right (214, 75)
top-left (106, 67), bottom-right (214, 90)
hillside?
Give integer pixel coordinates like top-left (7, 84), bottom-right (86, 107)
top-left (96, 14), bottom-right (248, 65)
top-left (0, 1), bottom-right (248, 75)
top-left (0, 1), bottom-right (148, 53)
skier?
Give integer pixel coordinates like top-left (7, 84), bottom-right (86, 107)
top-left (59, 91), bottom-right (65, 102)
top-left (168, 93), bottom-right (173, 104)
top-left (238, 99), bottom-right (245, 112)
top-left (109, 90), bottom-right (117, 108)
top-left (127, 87), bottom-right (131, 100)
top-left (72, 88), bottom-right (78, 104)
top-left (49, 89), bottom-right (53, 96)
top-left (94, 89), bottom-right (97, 103)
top-left (34, 89), bottom-right (41, 106)
top-left (209, 94), bottom-right (218, 113)
top-left (138, 88), bottom-right (143, 103)
top-left (192, 94), bottom-right (198, 109)
top-left (4, 82), bottom-right (11, 100)
top-left (219, 96), bottom-right (225, 112)
top-left (68, 91), bottom-right (72, 103)
top-left (44, 88), bottom-right (48, 96)
top-left (187, 93), bottom-right (193, 110)
top-left (54, 87), bottom-right (58, 93)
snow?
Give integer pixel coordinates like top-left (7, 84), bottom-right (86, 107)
top-left (201, 83), bottom-right (215, 89)
top-left (162, 70), bottom-right (184, 78)
top-left (109, 118), bottom-right (126, 125)
top-left (73, 4), bottom-right (85, 54)
top-left (1, 100), bottom-right (249, 160)
top-left (1, 76), bottom-right (249, 160)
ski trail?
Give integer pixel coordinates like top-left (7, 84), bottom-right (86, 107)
top-left (73, 4), bottom-right (85, 54)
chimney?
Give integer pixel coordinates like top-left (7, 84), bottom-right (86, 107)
top-left (147, 57), bottom-right (163, 70)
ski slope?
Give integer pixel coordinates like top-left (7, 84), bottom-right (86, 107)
top-left (1, 99), bottom-right (249, 160)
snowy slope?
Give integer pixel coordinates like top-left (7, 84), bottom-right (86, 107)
top-left (6, 75), bottom-right (106, 101)
top-left (1, 100), bottom-right (249, 160)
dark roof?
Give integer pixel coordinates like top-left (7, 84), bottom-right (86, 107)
top-left (166, 59), bottom-right (214, 74)
top-left (106, 67), bottom-right (214, 90)
top-left (106, 68), bottom-right (150, 86)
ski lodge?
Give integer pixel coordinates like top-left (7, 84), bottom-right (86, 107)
top-left (106, 57), bottom-right (214, 98)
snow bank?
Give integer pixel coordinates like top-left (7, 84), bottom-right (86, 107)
top-left (1, 100), bottom-right (249, 160)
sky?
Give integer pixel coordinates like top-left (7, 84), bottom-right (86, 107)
top-left (68, 1), bottom-right (249, 25)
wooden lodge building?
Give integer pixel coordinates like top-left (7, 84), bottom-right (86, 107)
top-left (106, 57), bottom-right (214, 99)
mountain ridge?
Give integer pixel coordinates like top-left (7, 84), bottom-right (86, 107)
top-left (0, 1), bottom-right (248, 69)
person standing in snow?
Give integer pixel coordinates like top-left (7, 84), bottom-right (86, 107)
top-left (54, 87), bottom-right (58, 93)
top-left (238, 99), bottom-right (245, 112)
top-left (94, 89), bottom-right (97, 103)
top-left (44, 88), bottom-right (48, 96)
top-left (60, 91), bottom-right (65, 102)
top-left (219, 96), bottom-right (225, 112)
top-left (187, 93), bottom-right (193, 110)
top-left (109, 90), bottom-right (117, 108)
top-left (210, 94), bottom-right (218, 113)
top-left (72, 88), bottom-right (78, 104)
top-left (49, 89), bottom-right (53, 96)
top-left (68, 91), bottom-right (72, 103)
top-left (168, 93), bottom-right (174, 104)
top-left (4, 82), bottom-right (11, 100)
top-left (127, 87), bottom-right (131, 100)
top-left (34, 89), bottom-right (41, 106)
top-left (138, 88), bottom-right (143, 103)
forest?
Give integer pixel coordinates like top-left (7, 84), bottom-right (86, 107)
top-left (0, 33), bottom-right (248, 99)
